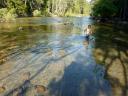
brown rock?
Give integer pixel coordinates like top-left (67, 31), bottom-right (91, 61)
top-left (22, 72), bottom-right (31, 81)
top-left (106, 59), bottom-right (127, 96)
top-left (35, 85), bottom-right (46, 95)
top-left (0, 86), bottom-right (6, 93)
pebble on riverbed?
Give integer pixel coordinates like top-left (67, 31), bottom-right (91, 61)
top-left (35, 85), bottom-right (47, 95)
top-left (0, 59), bottom-right (7, 65)
top-left (22, 72), bottom-right (31, 81)
top-left (0, 86), bottom-right (6, 93)
top-left (12, 88), bottom-right (22, 96)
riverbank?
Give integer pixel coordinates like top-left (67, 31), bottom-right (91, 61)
top-left (0, 14), bottom-right (90, 23)
top-left (91, 17), bottom-right (128, 25)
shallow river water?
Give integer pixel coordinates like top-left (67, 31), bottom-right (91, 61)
top-left (0, 17), bottom-right (128, 96)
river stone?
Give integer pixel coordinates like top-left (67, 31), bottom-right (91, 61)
top-left (93, 48), bottom-right (105, 63)
top-left (35, 85), bottom-right (47, 96)
top-left (22, 72), bottom-right (31, 81)
top-left (12, 88), bottom-right (22, 96)
top-left (59, 49), bottom-right (65, 57)
top-left (106, 58), bottom-right (126, 96)
top-left (0, 86), bottom-right (5, 93)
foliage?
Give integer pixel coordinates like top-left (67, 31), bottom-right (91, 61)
top-left (7, 0), bottom-right (26, 16)
top-left (0, 8), bottom-right (8, 18)
top-left (0, 8), bottom-right (17, 21)
top-left (3, 12), bottom-right (17, 21)
top-left (0, 0), bottom-right (7, 8)
top-left (0, 0), bottom-right (92, 18)
top-left (1, 0), bottom-right (128, 20)
top-left (33, 10), bottom-right (42, 17)
top-left (46, 0), bottom-right (91, 16)
top-left (92, 0), bottom-right (118, 17)
top-left (92, 0), bottom-right (128, 20)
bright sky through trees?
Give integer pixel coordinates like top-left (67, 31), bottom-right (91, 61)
top-left (86, 0), bottom-right (91, 2)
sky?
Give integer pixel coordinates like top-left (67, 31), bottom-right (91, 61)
top-left (86, 0), bottom-right (91, 2)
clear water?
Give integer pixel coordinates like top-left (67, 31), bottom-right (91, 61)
top-left (0, 17), bottom-right (127, 96)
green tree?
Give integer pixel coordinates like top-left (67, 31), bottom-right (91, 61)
top-left (0, 0), bottom-right (92, 17)
top-left (92, 0), bottom-right (128, 20)
top-left (7, 0), bottom-right (26, 16)
top-left (92, 0), bottom-right (118, 18)
top-left (0, 0), bottom-right (7, 8)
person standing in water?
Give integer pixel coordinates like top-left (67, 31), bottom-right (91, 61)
top-left (84, 25), bottom-right (93, 40)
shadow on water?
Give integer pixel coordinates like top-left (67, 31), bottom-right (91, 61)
top-left (48, 55), bottom-right (112, 96)
top-left (3, 34), bottom-right (111, 96)
top-left (4, 43), bottom-right (81, 96)
top-left (47, 36), bottom-right (112, 96)
top-left (0, 17), bottom-right (128, 96)
top-left (93, 23), bottom-right (128, 96)
top-left (0, 17), bottom-right (80, 95)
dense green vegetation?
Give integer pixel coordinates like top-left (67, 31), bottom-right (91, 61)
top-left (92, 0), bottom-right (128, 21)
top-left (0, 0), bottom-right (128, 21)
top-left (0, 0), bottom-right (91, 21)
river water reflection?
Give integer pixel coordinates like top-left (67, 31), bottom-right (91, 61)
top-left (0, 17), bottom-right (127, 96)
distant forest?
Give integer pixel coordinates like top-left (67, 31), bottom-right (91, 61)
top-left (0, 0), bottom-right (128, 21)
top-left (0, 0), bottom-right (91, 19)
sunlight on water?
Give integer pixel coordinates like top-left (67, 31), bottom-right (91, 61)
top-left (0, 17), bottom-right (127, 96)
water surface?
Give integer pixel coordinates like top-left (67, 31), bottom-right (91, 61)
top-left (0, 17), bottom-right (127, 96)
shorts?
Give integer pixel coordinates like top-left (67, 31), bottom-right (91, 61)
top-left (85, 35), bottom-right (89, 41)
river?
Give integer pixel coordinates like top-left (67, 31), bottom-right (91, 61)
top-left (0, 17), bottom-right (128, 96)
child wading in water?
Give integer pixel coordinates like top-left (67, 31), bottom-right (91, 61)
top-left (84, 25), bottom-right (93, 40)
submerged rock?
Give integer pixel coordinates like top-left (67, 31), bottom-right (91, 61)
top-left (106, 59), bottom-right (127, 96)
top-left (22, 72), bottom-right (31, 81)
top-left (12, 88), bottom-right (22, 96)
top-left (0, 86), bottom-right (6, 93)
top-left (35, 85), bottom-right (47, 96)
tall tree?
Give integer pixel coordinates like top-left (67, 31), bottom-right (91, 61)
top-left (0, 0), bottom-right (7, 8)
top-left (92, 0), bottom-right (128, 20)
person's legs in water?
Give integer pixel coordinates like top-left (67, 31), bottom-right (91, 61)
top-left (85, 35), bottom-right (89, 41)
top-left (83, 40), bottom-right (89, 48)
top-left (84, 35), bottom-right (89, 48)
